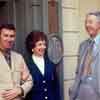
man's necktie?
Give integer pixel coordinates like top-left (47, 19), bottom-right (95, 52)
top-left (4, 51), bottom-right (11, 68)
top-left (83, 40), bottom-right (94, 75)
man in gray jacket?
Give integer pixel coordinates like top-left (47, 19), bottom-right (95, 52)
top-left (70, 11), bottom-right (100, 100)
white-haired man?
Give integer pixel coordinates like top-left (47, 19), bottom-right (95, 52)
top-left (70, 11), bottom-right (100, 100)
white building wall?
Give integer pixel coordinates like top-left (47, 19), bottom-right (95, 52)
top-left (62, 0), bottom-right (80, 100)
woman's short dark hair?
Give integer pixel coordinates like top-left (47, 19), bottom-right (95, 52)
top-left (25, 31), bottom-right (47, 55)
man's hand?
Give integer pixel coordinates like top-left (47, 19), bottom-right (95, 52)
top-left (1, 87), bottom-right (22, 100)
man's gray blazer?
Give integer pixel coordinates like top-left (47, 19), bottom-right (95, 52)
top-left (69, 38), bottom-right (100, 100)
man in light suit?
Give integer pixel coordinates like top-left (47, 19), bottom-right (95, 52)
top-left (69, 11), bottom-right (100, 100)
top-left (0, 24), bottom-right (33, 100)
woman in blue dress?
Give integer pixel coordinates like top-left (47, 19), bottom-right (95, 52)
top-left (25, 31), bottom-right (60, 100)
